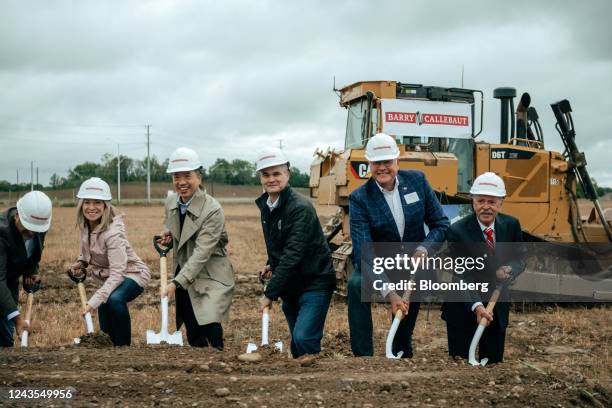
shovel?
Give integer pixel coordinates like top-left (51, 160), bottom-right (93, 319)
top-left (146, 236), bottom-right (183, 346)
top-left (385, 309), bottom-right (405, 358)
top-left (67, 268), bottom-right (95, 340)
top-left (246, 305), bottom-right (283, 353)
top-left (20, 281), bottom-right (41, 347)
top-left (468, 289), bottom-right (501, 366)
top-left (385, 277), bottom-right (415, 359)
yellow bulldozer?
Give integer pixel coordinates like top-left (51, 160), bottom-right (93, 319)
top-left (309, 80), bottom-right (612, 299)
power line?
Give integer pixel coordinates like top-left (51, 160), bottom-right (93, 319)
top-left (0, 116), bottom-right (143, 128)
top-left (0, 137), bottom-right (144, 146)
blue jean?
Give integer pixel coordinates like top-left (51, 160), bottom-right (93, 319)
top-left (348, 270), bottom-right (420, 358)
top-left (0, 316), bottom-right (15, 347)
top-left (281, 290), bottom-right (332, 358)
top-left (98, 278), bottom-right (143, 346)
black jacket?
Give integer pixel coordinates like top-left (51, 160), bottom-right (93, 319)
top-left (255, 186), bottom-right (335, 300)
top-left (441, 212), bottom-right (525, 328)
top-left (0, 208), bottom-right (45, 317)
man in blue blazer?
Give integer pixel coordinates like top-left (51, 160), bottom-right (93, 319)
top-left (348, 133), bottom-right (450, 358)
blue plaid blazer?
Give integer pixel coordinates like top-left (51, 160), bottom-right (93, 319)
top-left (349, 169), bottom-right (450, 275)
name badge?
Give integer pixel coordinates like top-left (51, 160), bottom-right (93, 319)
top-left (404, 192), bottom-right (419, 205)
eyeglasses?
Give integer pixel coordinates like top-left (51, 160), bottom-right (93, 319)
top-left (370, 160), bottom-right (394, 168)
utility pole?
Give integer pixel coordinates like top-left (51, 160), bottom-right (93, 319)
top-left (278, 139), bottom-right (283, 150)
top-left (16, 169), bottom-right (19, 185)
top-left (30, 161), bottom-right (34, 191)
top-left (117, 143), bottom-right (121, 203)
top-left (146, 124), bottom-right (151, 203)
top-left (36, 167), bottom-right (39, 187)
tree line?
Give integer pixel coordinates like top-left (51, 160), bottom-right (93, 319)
top-left (0, 155), bottom-right (311, 191)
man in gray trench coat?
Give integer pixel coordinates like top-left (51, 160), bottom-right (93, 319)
top-left (159, 147), bottom-right (235, 348)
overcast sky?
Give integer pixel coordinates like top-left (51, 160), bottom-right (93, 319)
top-left (1, 0), bottom-right (611, 187)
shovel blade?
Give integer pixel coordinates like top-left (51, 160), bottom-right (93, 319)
top-left (20, 330), bottom-right (29, 347)
top-left (273, 341), bottom-right (283, 353)
top-left (165, 331), bottom-right (183, 346)
top-left (146, 329), bottom-right (162, 345)
top-left (385, 350), bottom-right (404, 359)
top-left (385, 316), bottom-right (403, 359)
top-left (468, 324), bottom-right (487, 366)
top-left (146, 329), bottom-right (183, 346)
top-left (246, 343), bottom-right (258, 353)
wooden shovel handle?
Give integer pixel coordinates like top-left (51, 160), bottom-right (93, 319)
top-left (479, 289), bottom-right (501, 326)
top-left (394, 309), bottom-right (404, 320)
top-left (160, 256), bottom-right (168, 295)
top-left (263, 306), bottom-right (270, 314)
top-left (24, 292), bottom-right (34, 322)
top-left (78, 283), bottom-right (88, 309)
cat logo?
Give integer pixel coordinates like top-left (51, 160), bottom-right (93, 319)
top-left (350, 161), bottom-right (371, 179)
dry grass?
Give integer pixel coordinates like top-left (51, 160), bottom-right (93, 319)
top-left (0, 182), bottom-right (310, 206)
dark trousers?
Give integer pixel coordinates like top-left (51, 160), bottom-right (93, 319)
top-left (281, 290), bottom-right (332, 358)
top-left (446, 320), bottom-right (506, 364)
top-left (98, 278), bottom-right (143, 346)
top-left (348, 270), bottom-right (420, 358)
top-left (0, 316), bottom-right (15, 347)
top-left (176, 286), bottom-right (223, 349)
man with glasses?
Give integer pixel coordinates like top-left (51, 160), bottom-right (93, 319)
top-left (348, 133), bottom-right (449, 358)
top-left (0, 191), bottom-right (52, 347)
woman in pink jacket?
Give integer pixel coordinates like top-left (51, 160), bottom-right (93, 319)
top-left (70, 177), bottom-right (150, 346)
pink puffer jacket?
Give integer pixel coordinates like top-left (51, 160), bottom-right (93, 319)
top-left (78, 214), bottom-right (150, 309)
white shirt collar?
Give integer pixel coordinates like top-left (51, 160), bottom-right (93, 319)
top-left (177, 195), bottom-right (195, 215)
top-left (375, 177), bottom-right (399, 194)
top-left (266, 195), bottom-right (280, 211)
top-left (477, 218), bottom-right (495, 233)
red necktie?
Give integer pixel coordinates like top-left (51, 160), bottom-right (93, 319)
top-left (484, 227), bottom-right (495, 253)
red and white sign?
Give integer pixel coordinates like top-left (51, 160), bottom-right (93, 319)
top-left (381, 99), bottom-right (472, 139)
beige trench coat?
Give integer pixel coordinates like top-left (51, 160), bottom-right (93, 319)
top-left (165, 189), bottom-right (235, 327)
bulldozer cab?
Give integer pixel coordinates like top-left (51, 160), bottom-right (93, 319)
top-left (340, 81), bottom-right (483, 195)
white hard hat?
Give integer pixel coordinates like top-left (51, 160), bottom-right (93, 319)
top-left (470, 172), bottom-right (506, 197)
top-left (16, 191), bottom-right (53, 233)
top-left (167, 147), bottom-right (202, 173)
top-left (255, 147), bottom-right (289, 172)
top-left (77, 177), bottom-right (112, 201)
top-left (365, 133), bottom-right (400, 162)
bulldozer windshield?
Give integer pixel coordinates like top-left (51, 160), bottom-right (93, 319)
top-left (345, 99), bottom-right (377, 149)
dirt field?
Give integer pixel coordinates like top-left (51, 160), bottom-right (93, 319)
top-left (1, 204), bottom-right (611, 407)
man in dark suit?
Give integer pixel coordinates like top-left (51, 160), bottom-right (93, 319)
top-left (348, 133), bottom-right (449, 358)
top-left (0, 191), bottom-right (52, 347)
top-left (441, 172), bottom-right (525, 363)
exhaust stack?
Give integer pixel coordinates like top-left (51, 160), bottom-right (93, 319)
top-left (493, 87), bottom-right (517, 144)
